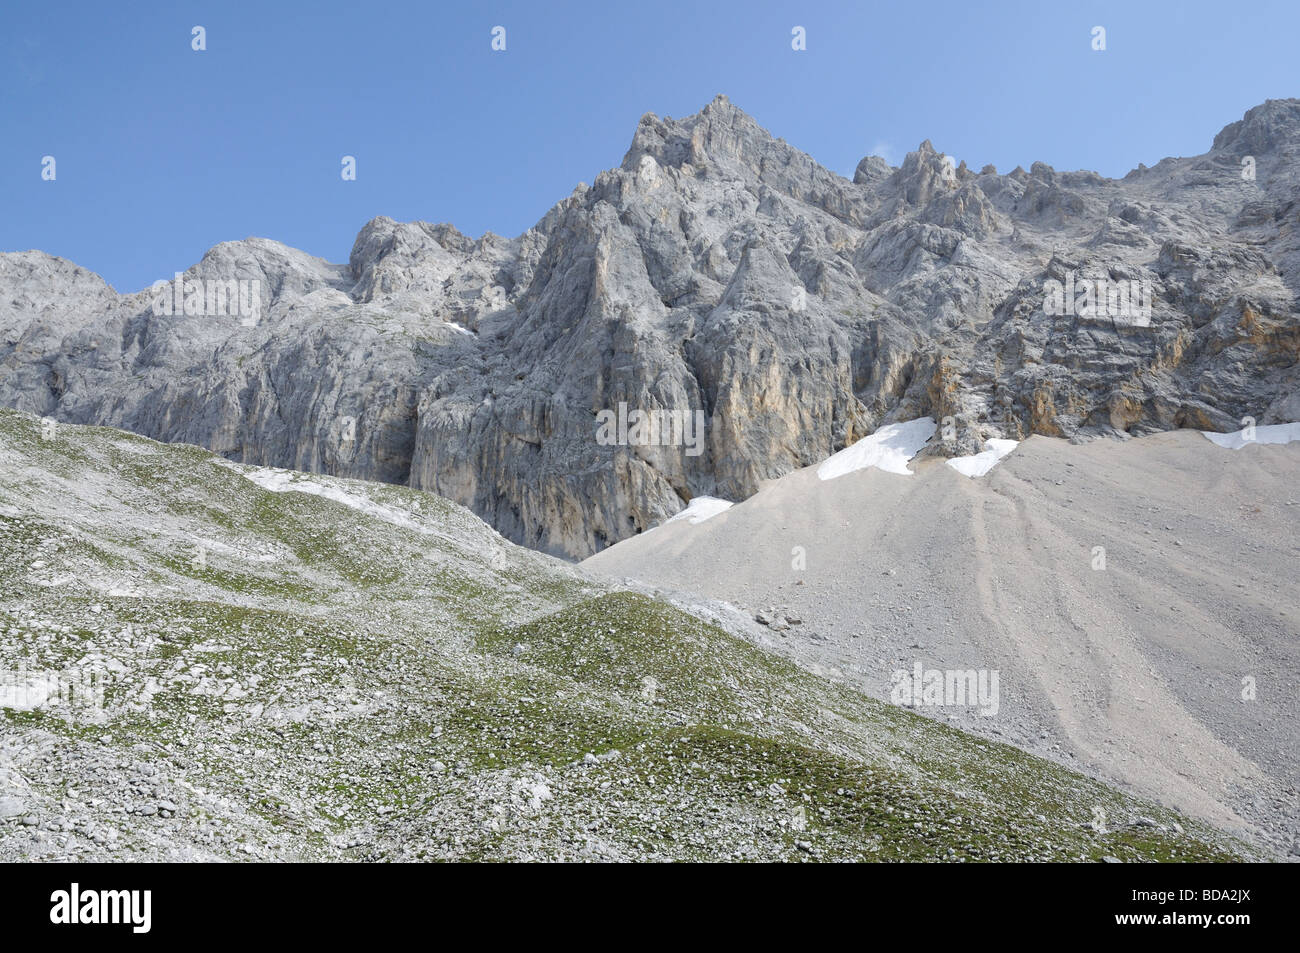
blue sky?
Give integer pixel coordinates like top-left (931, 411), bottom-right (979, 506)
top-left (3, 0), bottom-right (1296, 293)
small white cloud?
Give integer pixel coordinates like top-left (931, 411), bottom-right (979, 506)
top-left (868, 141), bottom-right (896, 165)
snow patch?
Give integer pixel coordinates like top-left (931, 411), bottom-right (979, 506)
top-left (666, 497), bottom-right (733, 525)
top-left (947, 439), bottom-right (1019, 478)
top-left (445, 321), bottom-right (474, 336)
top-left (817, 418), bottom-right (937, 480)
top-left (1201, 422), bottom-right (1300, 450)
top-left (243, 468), bottom-right (422, 532)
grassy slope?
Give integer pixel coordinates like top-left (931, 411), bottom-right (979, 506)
top-left (0, 409), bottom-right (1257, 861)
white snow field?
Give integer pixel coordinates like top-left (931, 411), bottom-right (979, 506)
top-left (1201, 422), bottom-right (1300, 450)
top-left (664, 496), bottom-right (734, 525)
top-left (816, 418), bottom-right (937, 480)
top-left (947, 439), bottom-right (1020, 477)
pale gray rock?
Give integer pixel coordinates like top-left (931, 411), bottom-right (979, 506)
top-left (3, 96), bottom-right (1299, 557)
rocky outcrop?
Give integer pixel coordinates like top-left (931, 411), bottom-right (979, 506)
top-left (3, 96), bottom-right (1299, 558)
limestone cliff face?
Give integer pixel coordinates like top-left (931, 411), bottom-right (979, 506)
top-left (4, 96), bottom-right (1300, 558)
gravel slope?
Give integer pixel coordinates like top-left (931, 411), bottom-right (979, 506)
top-left (584, 429), bottom-right (1300, 855)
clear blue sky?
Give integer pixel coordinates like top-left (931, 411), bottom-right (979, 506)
top-left (3, 0), bottom-right (1296, 293)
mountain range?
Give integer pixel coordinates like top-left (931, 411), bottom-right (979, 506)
top-left (3, 96), bottom-right (1299, 559)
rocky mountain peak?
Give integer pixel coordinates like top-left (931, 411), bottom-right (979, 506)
top-left (890, 140), bottom-right (960, 206)
top-left (853, 154), bottom-right (893, 186)
top-left (1211, 97), bottom-right (1300, 155)
top-left (621, 94), bottom-right (785, 180)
